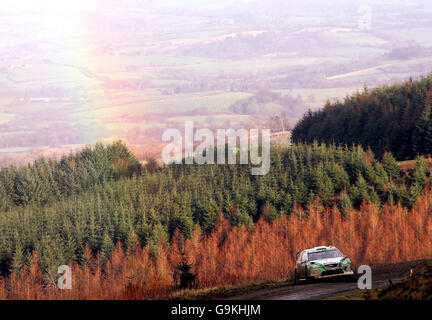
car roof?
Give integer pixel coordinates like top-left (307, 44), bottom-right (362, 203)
top-left (304, 246), bottom-right (336, 253)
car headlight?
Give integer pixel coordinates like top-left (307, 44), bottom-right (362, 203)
top-left (341, 258), bottom-right (351, 270)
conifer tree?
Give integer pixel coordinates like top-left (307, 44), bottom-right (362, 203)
top-left (11, 241), bottom-right (27, 275)
top-left (100, 231), bottom-right (114, 265)
top-left (412, 105), bottom-right (432, 155)
top-left (382, 152), bottom-right (401, 178)
top-left (413, 156), bottom-right (428, 186)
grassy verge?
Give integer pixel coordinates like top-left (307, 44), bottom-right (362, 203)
top-left (325, 260), bottom-right (432, 300)
top-left (169, 279), bottom-right (291, 300)
top-left (324, 288), bottom-right (379, 300)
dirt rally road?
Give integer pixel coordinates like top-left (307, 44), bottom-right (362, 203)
top-left (226, 261), bottom-right (422, 300)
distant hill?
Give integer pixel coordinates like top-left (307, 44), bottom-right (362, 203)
top-left (292, 74), bottom-right (432, 160)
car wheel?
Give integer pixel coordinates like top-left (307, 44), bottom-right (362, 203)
top-left (294, 269), bottom-right (299, 285)
top-left (305, 269), bottom-right (311, 284)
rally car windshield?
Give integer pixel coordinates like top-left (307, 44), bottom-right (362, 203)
top-left (308, 249), bottom-right (343, 261)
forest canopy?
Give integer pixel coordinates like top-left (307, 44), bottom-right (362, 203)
top-left (292, 74), bottom-right (432, 160)
top-left (0, 141), bottom-right (429, 278)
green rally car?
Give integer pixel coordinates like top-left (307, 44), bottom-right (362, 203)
top-left (294, 246), bottom-right (354, 284)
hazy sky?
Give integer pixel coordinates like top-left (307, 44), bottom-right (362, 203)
top-left (1, 0), bottom-right (423, 12)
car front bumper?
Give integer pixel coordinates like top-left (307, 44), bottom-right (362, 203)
top-left (314, 269), bottom-right (354, 279)
top-left (309, 266), bottom-right (354, 279)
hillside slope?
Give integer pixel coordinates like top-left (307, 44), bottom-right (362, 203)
top-left (292, 74), bottom-right (432, 160)
top-left (377, 260), bottom-right (432, 300)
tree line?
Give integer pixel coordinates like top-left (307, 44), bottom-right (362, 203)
top-left (0, 141), bottom-right (141, 210)
top-left (292, 74), bottom-right (432, 160)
